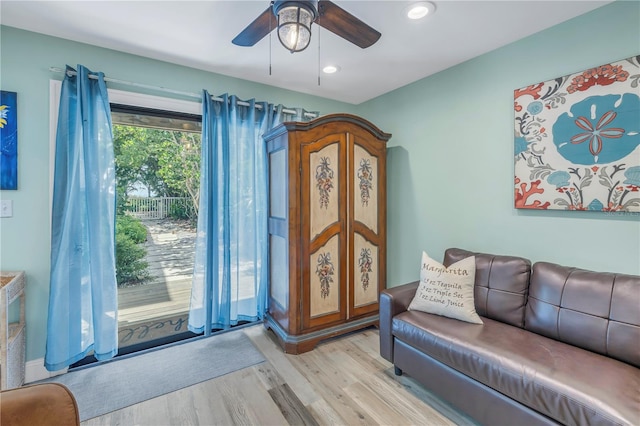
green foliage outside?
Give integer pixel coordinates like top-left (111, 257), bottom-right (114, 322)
top-left (117, 214), bottom-right (148, 243)
top-left (168, 198), bottom-right (197, 221)
top-left (113, 124), bottom-right (201, 285)
top-left (115, 214), bottom-right (150, 286)
top-left (113, 125), bottom-right (201, 221)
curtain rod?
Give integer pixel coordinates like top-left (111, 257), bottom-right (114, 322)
top-left (49, 67), bottom-right (318, 119)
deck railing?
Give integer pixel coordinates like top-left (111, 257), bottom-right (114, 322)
top-left (126, 197), bottom-right (190, 220)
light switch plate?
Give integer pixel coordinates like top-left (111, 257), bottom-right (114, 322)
top-left (0, 200), bottom-right (13, 218)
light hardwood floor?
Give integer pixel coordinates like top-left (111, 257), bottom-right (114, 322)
top-left (83, 325), bottom-right (472, 426)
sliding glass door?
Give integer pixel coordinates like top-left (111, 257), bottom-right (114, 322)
top-left (112, 105), bottom-right (202, 354)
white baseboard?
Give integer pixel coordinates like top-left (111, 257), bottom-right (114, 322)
top-left (25, 358), bottom-right (67, 384)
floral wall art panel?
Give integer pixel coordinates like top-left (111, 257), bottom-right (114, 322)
top-left (514, 56), bottom-right (640, 212)
top-left (1, 91), bottom-right (18, 190)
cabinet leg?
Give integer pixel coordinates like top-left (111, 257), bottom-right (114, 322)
top-left (394, 366), bottom-right (403, 376)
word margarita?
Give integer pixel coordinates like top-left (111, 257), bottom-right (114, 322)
top-left (421, 263), bottom-right (471, 277)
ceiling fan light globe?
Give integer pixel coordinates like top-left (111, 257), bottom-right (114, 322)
top-left (277, 5), bottom-right (314, 53)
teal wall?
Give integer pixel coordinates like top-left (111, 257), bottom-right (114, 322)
top-left (0, 26), bottom-right (356, 362)
top-left (359, 0), bottom-right (640, 286)
top-left (1, 1), bottom-right (639, 364)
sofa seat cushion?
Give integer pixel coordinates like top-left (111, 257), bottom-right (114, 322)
top-left (392, 311), bottom-right (640, 426)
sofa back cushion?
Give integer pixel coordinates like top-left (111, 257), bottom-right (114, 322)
top-left (525, 262), bottom-right (640, 367)
top-left (443, 248), bottom-right (531, 328)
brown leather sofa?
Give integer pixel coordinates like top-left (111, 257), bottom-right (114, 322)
top-left (0, 383), bottom-right (80, 426)
top-left (380, 248), bottom-right (640, 425)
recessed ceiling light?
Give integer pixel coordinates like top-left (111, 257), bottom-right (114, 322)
top-left (322, 65), bottom-right (340, 74)
top-left (406, 2), bottom-right (436, 20)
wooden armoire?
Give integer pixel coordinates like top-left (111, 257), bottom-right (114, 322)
top-left (264, 113), bottom-right (391, 354)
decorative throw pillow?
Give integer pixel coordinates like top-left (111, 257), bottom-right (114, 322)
top-left (408, 252), bottom-right (483, 324)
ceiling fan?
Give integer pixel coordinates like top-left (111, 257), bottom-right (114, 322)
top-left (232, 0), bottom-right (381, 53)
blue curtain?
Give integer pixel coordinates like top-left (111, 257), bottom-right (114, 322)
top-left (189, 91), bottom-right (313, 333)
top-left (46, 65), bottom-right (117, 371)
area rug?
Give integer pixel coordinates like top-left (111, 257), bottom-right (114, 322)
top-left (44, 331), bottom-right (265, 421)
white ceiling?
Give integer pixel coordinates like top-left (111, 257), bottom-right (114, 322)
top-left (1, 0), bottom-right (612, 104)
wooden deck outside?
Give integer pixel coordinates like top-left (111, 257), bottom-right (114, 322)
top-left (117, 218), bottom-right (259, 348)
top-left (117, 219), bottom-right (195, 347)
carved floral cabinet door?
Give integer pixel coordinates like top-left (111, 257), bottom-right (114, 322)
top-left (301, 130), bottom-right (348, 330)
top-left (349, 131), bottom-right (386, 319)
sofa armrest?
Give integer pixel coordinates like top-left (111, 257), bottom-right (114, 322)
top-left (379, 281), bottom-right (419, 363)
top-left (0, 383), bottom-right (80, 426)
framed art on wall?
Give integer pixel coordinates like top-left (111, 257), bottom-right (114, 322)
top-left (514, 56), bottom-right (640, 212)
top-left (1, 91), bottom-right (18, 190)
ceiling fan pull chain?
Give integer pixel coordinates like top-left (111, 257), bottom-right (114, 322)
top-left (269, 12), bottom-right (272, 76)
top-left (317, 25), bottom-right (321, 86)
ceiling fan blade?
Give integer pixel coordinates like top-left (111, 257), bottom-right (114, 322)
top-left (232, 7), bottom-right (277, 47)
top-left (315, 0), bottom-right (381, 49)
